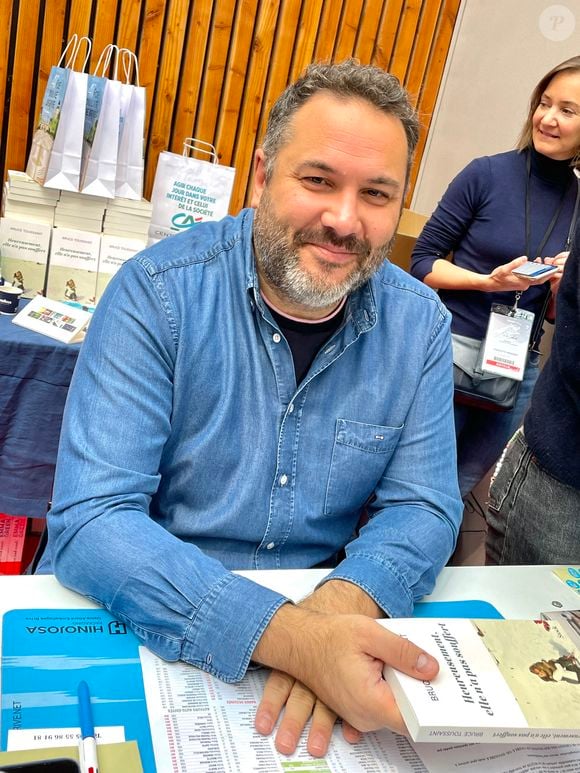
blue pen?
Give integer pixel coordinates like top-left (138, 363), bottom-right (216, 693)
top-left (78, 680), bottom-right (100, 773)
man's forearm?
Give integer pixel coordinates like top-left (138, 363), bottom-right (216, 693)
top-left (301, 578), bottom-right (383, 618)
top-left (252, 603), bottom-right (321, 681)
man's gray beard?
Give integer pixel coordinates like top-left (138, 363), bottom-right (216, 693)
top-left (253, 196), bottom-right (394, 309)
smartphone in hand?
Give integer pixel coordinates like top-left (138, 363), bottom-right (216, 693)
top-left (511, 261), bottom-right (559, 279)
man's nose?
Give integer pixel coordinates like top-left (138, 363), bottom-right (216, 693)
top-left (320, 190), bottom-right (363, 239)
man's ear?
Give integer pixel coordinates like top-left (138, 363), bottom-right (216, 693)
top-left (251, 148), bottom-right (267, 208)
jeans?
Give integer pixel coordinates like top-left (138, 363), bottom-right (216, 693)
top-left (486, 428), bottom-right (580, 564)
top-left (454, 351), bottom-right (541, 498)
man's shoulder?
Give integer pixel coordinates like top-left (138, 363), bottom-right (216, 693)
top-left (375, 261), bottom-right (448, 318)
top-left (132, 210), bottom-right (253, 277)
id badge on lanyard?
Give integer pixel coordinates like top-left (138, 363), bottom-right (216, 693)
top-left (480, 302), bottom-right (534, 382)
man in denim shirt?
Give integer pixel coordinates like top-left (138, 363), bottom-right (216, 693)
top-left (42, 61), bottom-right (462, 756)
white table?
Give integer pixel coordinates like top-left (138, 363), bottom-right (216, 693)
top-left (1, 565), bottom-right (578, 620)
top-left (1, 568), bottom-right (578, 773)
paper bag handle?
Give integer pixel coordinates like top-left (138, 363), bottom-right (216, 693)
top-left (93, 43), bottom-right (120, 79)
top-left (183, 138), bottom-right (218, 164)
top-left (119, 48), bottom-right (140, 86)
top-left (57, 34), bottom-right (78, 68)
top-left (57, 34), bottom-right (92, 72)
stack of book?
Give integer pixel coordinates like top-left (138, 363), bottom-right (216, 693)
top-left (1, 170), bottom-right (59, 225)
top-left (54, 190), bottom-right (107, 234)
top-left (0, 172), bottom-right (56, 296)
top-left (103, 197), bottom-right (152, 240)
top-left (96, 198), bottom-right (150, 301)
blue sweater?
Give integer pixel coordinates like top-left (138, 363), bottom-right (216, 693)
top-left (524, 219), bottom-right (580, 490)
top-left (411, 148), bottom-right (577, 339)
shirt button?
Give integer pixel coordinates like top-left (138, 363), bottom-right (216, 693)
top-left (273, 333), bottom-right (281, 343)
top-left (280, 474), bottom-right (288, 486)
top-left (266, 542), bottom-right (275, 550)
top-left (288, 403), bottom-right (294, 413)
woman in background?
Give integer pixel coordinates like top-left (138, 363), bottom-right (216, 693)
top-left (411, 56), bottom-right (580, 499)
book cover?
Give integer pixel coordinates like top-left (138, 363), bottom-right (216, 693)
top-left (0, 217), bottom-right (52, 297)
top-left (382, 610), bottom-right (580, 744)
top-left (96, 235), bottom-right (145, 300)
top-left (1, 609), bottom-right (155, 773)
top-left (46, 227), bottom-right (100, 304)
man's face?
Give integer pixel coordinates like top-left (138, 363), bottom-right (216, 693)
top-left (252, 92), bottom-right (409, 315)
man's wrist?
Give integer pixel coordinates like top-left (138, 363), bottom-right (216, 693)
top-left (302, 578), bottom-right (383, 618)
top-left (251, 603), bottom-right (321, 682)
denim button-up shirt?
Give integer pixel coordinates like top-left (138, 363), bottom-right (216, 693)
top-left (43, 209), bottom-right (461, 682)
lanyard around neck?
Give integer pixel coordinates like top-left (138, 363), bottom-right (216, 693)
top-left (525, 151), bottom-right (572, 259)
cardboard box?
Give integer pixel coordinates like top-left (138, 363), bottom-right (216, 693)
top-left (390, 208), bottom-right (429, 272)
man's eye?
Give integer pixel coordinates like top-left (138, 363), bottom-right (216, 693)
top-left (365, 189), bottom-right (389, 202)
top-left (303, 176), bottom-right (327, 186)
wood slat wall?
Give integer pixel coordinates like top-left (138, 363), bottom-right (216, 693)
top-left (0, 0), bottom-right (461, 212)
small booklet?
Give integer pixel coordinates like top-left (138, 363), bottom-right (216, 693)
top-left (11, 294), bottom-right (92, 344)
top-left (553, 566), bottom-right (580, 596)
top-left (0, 515), bottom-right (27, 575)
top-left (382, 609), bottom-right (580, 744)
top-left (0, 741), bottom-right (143, 772)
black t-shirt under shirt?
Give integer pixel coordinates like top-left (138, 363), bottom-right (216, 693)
top-left (265, 300), bottom-right (346, 385)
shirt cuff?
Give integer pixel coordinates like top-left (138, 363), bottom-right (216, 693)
top-left (323, 554), bottom-right (414, 618)
top-left (182, 573), bottom-right (289, 682)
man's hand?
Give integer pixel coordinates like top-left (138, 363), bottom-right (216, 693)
top-left (255, 669), bottom-right (361, 756)
top-left (252, 603), bottom-right (438, 756)
top-left (255, 580), bottom-right (377, 756)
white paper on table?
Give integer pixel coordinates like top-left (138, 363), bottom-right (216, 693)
top-left (138, 646), bottom-right (425, 772)
top-left (415, 740), bottom-right (580, 772)
top-left (8, 725), bottom-right (125, 750)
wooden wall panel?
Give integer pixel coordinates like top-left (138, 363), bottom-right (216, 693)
top-left (0, 0), bottom-right (461, 215)
top-left (4, 0), bottom-right (42, 175)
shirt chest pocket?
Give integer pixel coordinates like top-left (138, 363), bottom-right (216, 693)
top-left (324, 418), bottom-right (403, 516)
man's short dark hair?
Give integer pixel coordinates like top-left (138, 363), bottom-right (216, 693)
top-left (261, 59), bottom-right (420, 184)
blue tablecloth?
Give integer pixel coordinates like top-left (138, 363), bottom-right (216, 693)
top-left (0, 302), bottom-right (80, 517)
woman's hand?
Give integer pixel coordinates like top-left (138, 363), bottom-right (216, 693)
top-left (486, 255), bottom-right (555, 292)
top-left (544, 251), bottom-right (569, 296)
top-left (542, 251), bottom-right (569, 321)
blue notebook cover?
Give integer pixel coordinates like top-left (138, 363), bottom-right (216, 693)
top-left (1, 609), bottom-right (155, 773)
top-left (413, 599), bottom-right (504, 619)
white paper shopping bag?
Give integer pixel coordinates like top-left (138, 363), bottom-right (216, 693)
top-left (148, 139), bottom-right (236, 244)
top-left (80, 44), bottom-right (122, 197)
top-left (27, 35), bottom-right (91, 191)
top-left (115, 49), bottom-right (145, 200)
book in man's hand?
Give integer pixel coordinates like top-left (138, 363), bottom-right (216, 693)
top-left (381, 609), bottom-right (580, 744)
